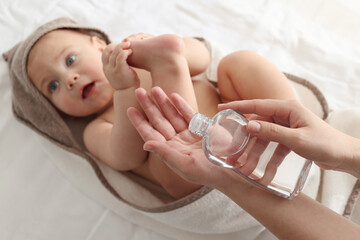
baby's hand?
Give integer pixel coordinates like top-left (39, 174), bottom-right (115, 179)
top-left (102, 42), bottom-right (140, 90)
top-left (123, 33), bottom-right (154, 42)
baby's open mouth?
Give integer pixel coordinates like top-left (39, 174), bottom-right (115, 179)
top-left (82, 82), bottom-right (95, 99)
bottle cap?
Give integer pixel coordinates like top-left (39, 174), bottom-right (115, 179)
top-left (188, 113), bottom-right (213, 137)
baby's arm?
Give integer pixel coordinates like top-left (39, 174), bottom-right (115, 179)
top-left (84, 42), bottom-right (147, 171)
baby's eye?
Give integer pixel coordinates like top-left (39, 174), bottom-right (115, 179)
top-left (66, 55), bottom-right (76, 66)
top-left (49, 80), bottom-right (59, 93)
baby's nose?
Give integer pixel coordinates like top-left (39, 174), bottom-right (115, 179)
top-left (67, 74), bottom-right (79, 89)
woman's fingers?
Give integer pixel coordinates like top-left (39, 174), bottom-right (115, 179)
top-left (134, 88), bottom-right (176, 140)
top-left (127, 107), bottom-right (165, 142)
top-left (219, 99), bottom-right (300, 123)
top-left (143, 140), bottom-right (193, 176)
top-left (170, 92), bottom-right (196, 124)
top-left (258, 144), bottom-right (290, 186)
top-left (247, 120), bottom-right (298, 148)
top-left (151, 87), bottom-right (189, 132)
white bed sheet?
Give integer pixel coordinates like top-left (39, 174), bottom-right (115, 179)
top-left (1, 0), bottom-right (360, 239)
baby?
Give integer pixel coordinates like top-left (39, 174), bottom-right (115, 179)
top-left (13, 18), bottom-right (296, 199)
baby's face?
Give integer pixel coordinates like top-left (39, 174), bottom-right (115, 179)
top-left (27, 30), bottom-right (114, 117)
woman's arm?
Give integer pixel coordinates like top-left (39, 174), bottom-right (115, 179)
top-left (221, 171), bottom-right (360, 240)
top-left (128, 87), bottom-right (360, 240)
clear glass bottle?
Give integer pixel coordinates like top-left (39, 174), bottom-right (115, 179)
top-left (188, 109), bottom-right (312, 199)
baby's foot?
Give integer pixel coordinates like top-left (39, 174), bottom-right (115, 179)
top-left (127, 34), bottom-right (186, 71)
top-left (123, 32), bottom-right (154, 42)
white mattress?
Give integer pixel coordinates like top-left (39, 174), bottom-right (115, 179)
top-left (1, 0), bottom-right (360, 239)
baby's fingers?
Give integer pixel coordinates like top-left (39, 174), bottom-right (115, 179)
top-left (102, 43), bottom-right (115, 65)
top-left (102, 42), bottom-right (131, 65)
top-left (110, 42), bottom-right (131, 67)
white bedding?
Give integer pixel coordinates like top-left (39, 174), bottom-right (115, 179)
top-left (1, 0), bottom-right (360, 239)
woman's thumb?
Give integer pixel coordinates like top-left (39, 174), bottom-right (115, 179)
top-left (247, 120), bottom-right (292, 145)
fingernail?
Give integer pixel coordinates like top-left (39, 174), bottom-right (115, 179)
top-left (122, 41), bottom-right (131, 49)
top-left (235, 154), bottom-right (247, 168)
top-left (248, 121), bottom-right (260, 133)
top-left (218, 103), bottom-right (226, 109)
top-left (143, 146), bottom-right (153, 153)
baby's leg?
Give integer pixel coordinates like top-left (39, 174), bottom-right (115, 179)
top-left (217, 50), bottom-right (296, 102)
top-left (217, 50), bottom-right (296, 184)
top-left (127, 35), bottom-right (201, 198)
top-left (128, 35), bottom-right (198, 111)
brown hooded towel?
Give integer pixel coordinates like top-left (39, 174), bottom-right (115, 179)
top-left (2, 17), bottom-right (215, 212)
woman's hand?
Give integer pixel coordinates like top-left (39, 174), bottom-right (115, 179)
top-left (127, 87), bottom-right (233, 188)
top-left (219, 99), bottom-right (360, 177)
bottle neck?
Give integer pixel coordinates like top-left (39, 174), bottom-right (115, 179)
top-left (188, 112), bottom-right (213, 137)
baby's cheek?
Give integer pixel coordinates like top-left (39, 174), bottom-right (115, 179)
top-left (85, 60), bottom-right (106, 78)
top-left (56, 96), bottom-right (79, 115)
